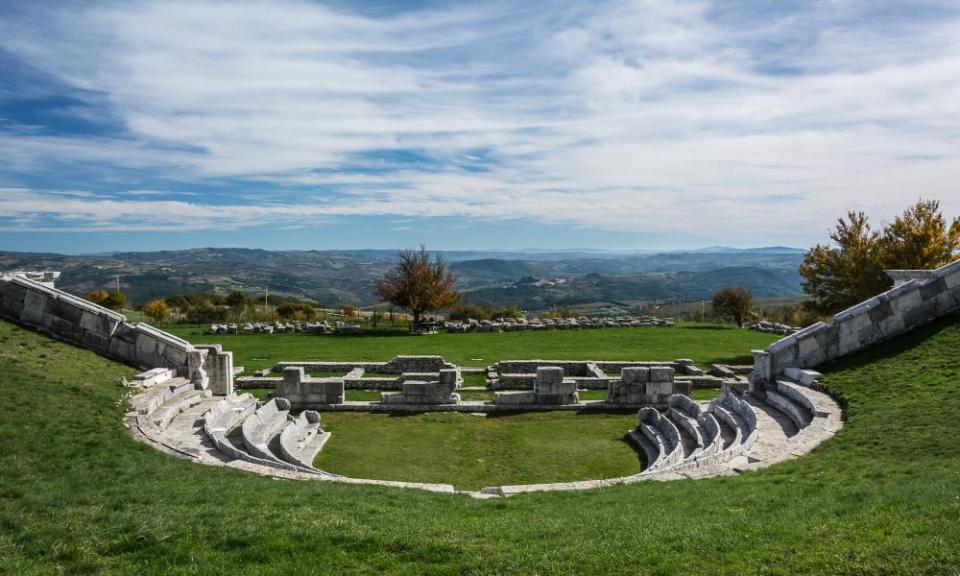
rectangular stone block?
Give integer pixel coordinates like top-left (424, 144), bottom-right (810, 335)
top-left (48, 315), bottom-right (83, 343)
top-left (889, 287), bottom-right (922, 315)
top-left (867, 301), bottom-right (893, 323)
top-left (0, 280), bottom-right (27, 303)
top-left (920, 277), bottom-right (947, 301)
top-left (797, 335), bottom-right (819, 359)
top-left (495, 391), bottom-right (537, 405)
top-left (621, 367), bottom-right (649, 385)
top-left (20, 290), bottom-right (49, 326)
top-left (536, 366), bottom-right (564, 386)
top-left (283, 366), bottom-right (305, 386)
top-left (646, 380), bottom-right (672, 396)
top-left (649, 366), bottom-right (674, 382)
top-left (673, 381), bottom-right (692, 396)
top-left (438, 368), bottom-right (458, 386)
top-left (945, 268), bottom-right (960, 290)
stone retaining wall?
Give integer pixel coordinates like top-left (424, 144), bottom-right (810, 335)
top-left (752, 259), bottom-right (960, 386)
top-left (0, 272), bottom-right (233, 393)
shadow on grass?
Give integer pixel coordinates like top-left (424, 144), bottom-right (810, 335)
top-left (819, 312), bottom-right (959, 375)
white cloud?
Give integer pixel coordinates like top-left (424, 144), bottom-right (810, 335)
top-left (0, 0), bottom-right (959, 244)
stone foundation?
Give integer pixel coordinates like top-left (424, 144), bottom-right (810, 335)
top-left (276, 367), bottom-right (345, 408)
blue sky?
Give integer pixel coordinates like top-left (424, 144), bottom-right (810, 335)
top-left (1, 0), bottom-right (959, 254)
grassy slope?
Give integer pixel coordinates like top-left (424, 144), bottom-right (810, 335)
top-left (0, 317), bottom-right (958, 574)
top-left (166, 323), bottom-right (778, 370)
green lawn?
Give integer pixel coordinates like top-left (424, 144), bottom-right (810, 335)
top-left (2, 316), bottom-right (959, 574)
top-left (166, 323), bottom-right (778, 371)
top-left (316, 411), bottom-right (641, 490)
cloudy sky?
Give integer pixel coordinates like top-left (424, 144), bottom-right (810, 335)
top-left (1, 0), bottom-right (958, 253)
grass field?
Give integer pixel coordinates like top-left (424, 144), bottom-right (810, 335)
top-left (166, 323), bottom-right (779, 370)
top-left (316, 411), bottom-right (643, 490)
top-left (2, 316), bottom-right (960, 574)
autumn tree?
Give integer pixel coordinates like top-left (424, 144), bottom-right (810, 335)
top-left (800, 200), bottom-right (960, 315)
top-left (85, 290), bottom-right (111, 305)
top-left (799, 211), bottom-right (889, 314)
top-left (712, 286), bottom-right (753, 327)
top-left (374, 245), bottom-right (461, 329)
top-left (880, 199), bottom-right (960, 270)
top-left (102, 292), bottom-right (126, 310)
top-left (87, 289), bottom-right (126, 310)
top-left (142, 299), bottom-right (170, 323)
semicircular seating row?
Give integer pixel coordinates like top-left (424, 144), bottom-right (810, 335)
top-left (129, 372), bottom-right (842, 498)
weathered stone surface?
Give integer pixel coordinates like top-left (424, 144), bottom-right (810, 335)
top-left (756, 258), bottom-right (960, 382)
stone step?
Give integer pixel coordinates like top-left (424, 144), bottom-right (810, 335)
top-left (763, 389), bottom-right (809, 432)
top-left (667, 409), bottom-right (704, 459)
top-left (151, 388), bottom-right (207, 431)
top-left (133, 377), bottom-right (193, 415)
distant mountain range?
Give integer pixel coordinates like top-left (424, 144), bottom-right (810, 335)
top-left (0, 246), bottom-right (807, 310)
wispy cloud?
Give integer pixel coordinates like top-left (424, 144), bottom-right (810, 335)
top-left (0, 0), bottom-right (959, 244)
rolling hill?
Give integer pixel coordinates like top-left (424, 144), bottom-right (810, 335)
top-left (0, 246), bottom-right (806, 310)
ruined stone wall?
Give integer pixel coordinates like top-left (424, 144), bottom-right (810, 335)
top-left (0, 273), bottom-right (232, 392)
top-left (753, 259), bottom-right (960, 383)
top-left (496, 360), bottom-right (684, 376)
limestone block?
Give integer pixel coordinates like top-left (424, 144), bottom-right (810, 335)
top-left (797, 335), bottom-right (819, 359)
top-left (646, 380), bottom-right (673, 397)
top-left (945, 268), bottom-right (960, 290)
top-left (20, 289), bottom-right (49, 326)
top-left (920, 277), bottom-right (948, 301)
top-left (0, 295), bottom-right (22, 318)
top-left (536, 367), bottom-right (564, 386)
top-left (438, 368), bottom-right (458, 387)
top-left (47, 297), bottom-right (83, 325)
top-left (0, 280), bottom-right (27, 304)
top-left (931, 289), bottom-right (958, 315)
top-left (536, 392), bottom-right (579, 405)
top-left (889, 287), bottom-right (922, 315)
top-left (495, 391), bottom-right (537, 405)
top-left (876, 313), bottom-right (906, 338)
top-left (80, 330), bottom-right (111, 353)
top-left (621, 367), bottom-right (649, 385)
top-left (108, 338), bottom-right (135, 361)
top-left (283, 366), bottom-right (305, 386)
top-left (672, 381), bottom-right (692, 396)
top-left (784, 367), bottom-right (822, 386)
top-left (751, 350), bottom-right (772, 383)
top-left (47, 315), bottom-right (84, 343)
top-left (649, 366), bottom-right (674, 382)
top-left (867, 301), bottom-right (893, 324)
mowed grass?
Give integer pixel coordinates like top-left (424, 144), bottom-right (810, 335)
top-left (166, 323), bottom-right (778, 370)
top-left (1, 316), bottom-right (960, 574)
top-left (316, 411), bottom-right (642, 490)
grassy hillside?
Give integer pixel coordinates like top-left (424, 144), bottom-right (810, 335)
top-left (1, 316), bottom-right (959, 574)
top-left (165, 323), bottom-right (780, 370)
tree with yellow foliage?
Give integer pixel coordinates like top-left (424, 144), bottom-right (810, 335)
top-left (142, 299), bottom-right (170, 324)
top-left (881, 199), bottom-right (960, 271)
top-left (800, 199), bottom-right (960, 315)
